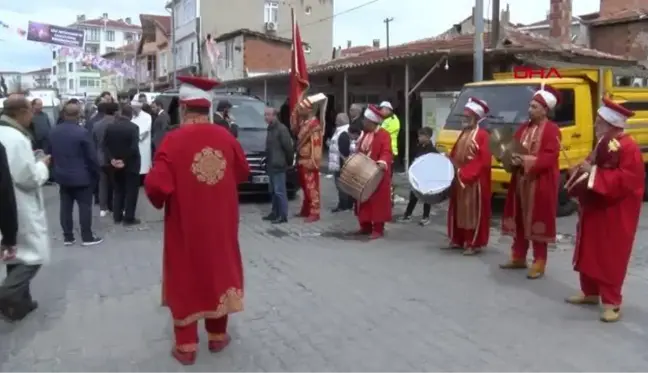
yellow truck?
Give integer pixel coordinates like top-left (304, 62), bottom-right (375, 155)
top-left (435, 67), bottom-right (648, 216)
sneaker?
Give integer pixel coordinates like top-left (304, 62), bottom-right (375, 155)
top-left (99, 210), bottom-right (109, 217)
top-left (82, 236), bottom-right (104, 246)
top-left (63, 239), bottom-right (76, 246)
top-left (419, 218), bottom-right (430, 226)
top-left (398, 215), bottom-right (412, 222)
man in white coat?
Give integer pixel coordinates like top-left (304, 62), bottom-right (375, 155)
top-left (130, 100), bottom-right (152, 181)
top-left (0, 95), bottom-right (51, 321)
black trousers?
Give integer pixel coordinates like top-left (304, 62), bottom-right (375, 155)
top-left (98, 166), bottom-right (114, 211)
top-left (404, 191), bottom-right (431, 218)
top-left (0, 264), bottom-right (40, 305)
top-left (59, 185), bottom-right (94, 241)
top-left (333, 171), bottom-right (354, 210)
top-left (111, 170), bottom-right (139, 222)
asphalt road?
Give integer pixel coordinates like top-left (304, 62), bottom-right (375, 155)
top-left (1, 175), bottom-right (648, 372)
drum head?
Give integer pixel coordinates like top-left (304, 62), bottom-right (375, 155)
top-left (408, 153), bottom-right (455, 195)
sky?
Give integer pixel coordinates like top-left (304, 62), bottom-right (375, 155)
top-left (0, 0), bottom-right (602, 72)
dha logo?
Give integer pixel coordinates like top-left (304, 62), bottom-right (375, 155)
top-left (513, 67), bottom-right (562, 79)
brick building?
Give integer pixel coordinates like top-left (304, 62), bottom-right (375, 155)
top-left (209, 29), bottom-right (307, 81)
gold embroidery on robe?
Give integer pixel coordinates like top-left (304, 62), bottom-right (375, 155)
top-left (191, 147), bottom-right (226, 185)
top-left (452, 129), bottom-right (480, 230)
top-left (174, 288), bottom-right (244, 326)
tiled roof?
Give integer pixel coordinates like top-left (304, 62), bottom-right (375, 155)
top-left (140, 14), bottom-right (171, 36)
top-left (102, 43), bottom-right (137, 58)
top-left (225, 27), bottom-right (633, 83)
top-left (74, 18), bottom-right (141, 30)
top-left (522, 16), bottom-right (584, 28)
top-left (214, 28), bottom-right (294, 45)
top-left (588, 9), bottom-right (648, 25)
top-left (339, 46), bottom-right (374, 57)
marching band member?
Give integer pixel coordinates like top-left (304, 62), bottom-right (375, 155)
top-left (144, 76), bottom-right (250, 365)
top-left (500, 85), bottom-right (561, 279)
top-left (355, 105), bottom-right (393, 239)
top-left (565, 98), bottom-right (644, 323)
top-left (295, 93), bottom-right (327, 223)
top-left (446, 97), bottom-right (492, 255)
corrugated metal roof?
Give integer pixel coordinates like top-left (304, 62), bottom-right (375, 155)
top-left (520, 57), bottom-right (648, 77)
top-left (223, 27), bottom-right (635, 85)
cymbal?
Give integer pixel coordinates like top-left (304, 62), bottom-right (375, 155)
top-left (488, 126), bottom-right (514, 160)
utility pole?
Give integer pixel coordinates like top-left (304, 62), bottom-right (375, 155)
top-left (491, 0), bottom-right (500, 49)
top-left (473, 0), bottom-right (484, 81)
top-left (166, 1), bottom-right (177, 89)
top-left (384, 17), bottom-right (394, 57)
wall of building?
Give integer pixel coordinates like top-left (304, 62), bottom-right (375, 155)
top-left (590, 21), bottom-right (648, 64)
top-left (243, 37), bottom-right (291, 73)
top-left (213, 34), bottom-right (246, 81)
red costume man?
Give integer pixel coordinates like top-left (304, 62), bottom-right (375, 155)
top-left (144, 76), bottom-right (250, 365)
top-left (447, 97), bottom-right (492, 255)
top-left (565, 98), bottom-right (644, 323)
top-left (295, 93), bottom-right (326, 222)
top-left (500, 85), bottom-right (561, 279)
top-left (355, 105), bottom-right (393, 239)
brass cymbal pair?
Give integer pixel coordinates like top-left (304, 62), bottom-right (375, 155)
top-left (488, 126), bottom-right (527, 172)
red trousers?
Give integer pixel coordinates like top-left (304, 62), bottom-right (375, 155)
top-left (174, 315), bottom-right (228, 352)
top-left (359, 222), bottom-right (385, 235)
top-left (297, 166), bottom-right (320, 218)
top-left (511, 220), bottom-right (547, 262)
top-left (580, 273), bottom-right (622, 307)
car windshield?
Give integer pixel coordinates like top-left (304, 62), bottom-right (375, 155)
top-left (445, 84), bottom-right (538, 131)
top-left (215, 98), bottom-right (266, 129)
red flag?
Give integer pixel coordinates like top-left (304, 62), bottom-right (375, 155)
top-left (289, 8), bottom-right (309, 134)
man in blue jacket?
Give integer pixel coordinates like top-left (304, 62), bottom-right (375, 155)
top-left (47, 101), bottom-right (103, 246)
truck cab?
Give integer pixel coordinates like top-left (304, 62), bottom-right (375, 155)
top-left (436, 67), bottom-right (648, 216)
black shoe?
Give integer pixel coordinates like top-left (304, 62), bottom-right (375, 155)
top-left (63, 238), bottom-right (76, 246)
top-left (271, 217), bottom-right (287, 224)
top-left (331, 207), bottom-right (342, 213)
top-left (262, 214), bottom-right (276, 221)
top-left (82, 236), bottom-right (104, 246)
top-left (0, 300), bottom-right (38, 322)
top-left (123, 219), bottom-right (141, 226)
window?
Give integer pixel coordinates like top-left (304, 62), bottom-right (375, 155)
top-left (79, 77), bottom-right (98, 88)
top-left (176, 44), bottom-right (183, 67)
top-left (446, 85), bottom-right (576, 130)
top-left (264, 1), bottom-right (279, 24)
top-left (190, 42), bottom-right (195, 64)
top-left (303, 44), bottom-right (311, 54)
top-left (106, 47), bottom-right (115, 53)
top-left (85, 44), bottom-right (99, 55)
top-left (224, 40), bottom-right (234, 68)
top-left (213, 98), bottom-right (266, 129)
top-left (68, 78), bottom-right (74, 91)
top-left (52, 50), bottom-right (56, 59)
top-left (180, 0), bottom-right (196, 24)
top-left (159, 51), bottom-right (168, 75)
top-left (52, 66), bottom-right (57, 75)
top-left (86, 28), bottom-right (100, 42)
top-left (305, 5), bottom-right (312, 15)
top-left (105, 30), bottom-right (115, 41)
top-left (68, 62), bottom-right (74, 72)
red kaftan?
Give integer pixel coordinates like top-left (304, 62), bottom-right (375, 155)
top-left (296, 118), bottom-right (322, 218)
top-left (572, 134), bottom-right (644, 305)
top-left (144, 123), bottom-right (250, 327)
top-left (447, 126), bottom-right (492, 248)
top-left (355, 128), bottom-right (393, 224)
top-left (502, 120), bottom-right (560, 243)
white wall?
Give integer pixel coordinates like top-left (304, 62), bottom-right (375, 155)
top-left (212, 35), bottom-right (245, 81)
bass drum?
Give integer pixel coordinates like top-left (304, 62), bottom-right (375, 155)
top-left (408, 153), bottom-right (455, 205)
top-left (338, 153), bottom-right (384, 203)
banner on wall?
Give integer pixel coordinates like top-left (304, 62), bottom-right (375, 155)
top-left (26, 21), bottom-right (84, 48)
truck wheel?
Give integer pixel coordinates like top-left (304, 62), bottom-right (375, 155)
top-left (557, 172), bottom-right (577, 217)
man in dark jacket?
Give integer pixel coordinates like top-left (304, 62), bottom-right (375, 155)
top-left (262, 107), bottom-right (294, 224)
top-left (93, 102), bottom-right (118, 216)
top-left (0, 141), bottom-right (17, 260)
top-left (213, 100), bottom-right (238, 138)
top-left (47, 101), bottom-right (103, 246)
top-left (150, 98), bottom-right (173, 153)
top-left (30, 98), bottom-right (51, 151)
top-left (103, 105), bottom-right (141, 225)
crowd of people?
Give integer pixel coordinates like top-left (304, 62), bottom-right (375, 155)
top-left (0, 90), bottom-right (177, 321)
top-left (0, 74), bottom-right (644, 366)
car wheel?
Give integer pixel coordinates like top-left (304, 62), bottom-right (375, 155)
top-left (287, 190), bottom-right (297, 200)
top-left (557, 172), bottom-right (577, 217)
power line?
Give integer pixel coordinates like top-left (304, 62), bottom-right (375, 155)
top-left (275, 0), bottom-right (381, 35)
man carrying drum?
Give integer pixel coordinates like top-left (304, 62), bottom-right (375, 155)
top-left (354, 105), bottom-right (393, 239)
top-left (294, 93), bottom-right (327, 223)
top-left (446, 97), bottom-right (492, 255)
top-left (500, 85), bottom-right (561, 279)
top-left (565, 98), bottom-right (644, 323)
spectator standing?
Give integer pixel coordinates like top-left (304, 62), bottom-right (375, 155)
top-left (103, 105), bottom-right (141, 225)
top-left (0, 141), bottom-right (18, 260)
top-left (93, 102), bottom-right (119, 217)
top-left (328, 112), bottom-right (353, 212)
top-left (47, 101), bottom-right (103, 246)
top-left (262, 107), bottom-right (294, 224)
top-left (0, 94), bottom-right (51, 321)
top-left (150, 98), bottom-right (173, 154)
